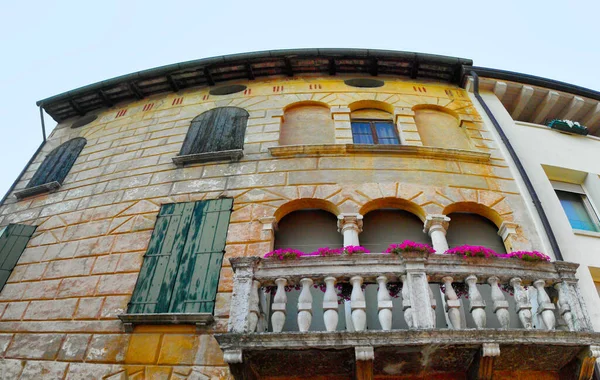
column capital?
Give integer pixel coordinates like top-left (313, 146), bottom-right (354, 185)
top-left (498, 222), bottom-right (518, 241)
top-left (223, 349), bottom-right (243, 363)
top-left (355, 346), bottom-right (374, 361)
top-left (337, 213), bottom-right (363, 233)
top-left (258, 216), bottom-right (278, 232)
top-left (482, 343), bottom-right (500, 357)
top-left (423, 214), bottom-right (450, 235)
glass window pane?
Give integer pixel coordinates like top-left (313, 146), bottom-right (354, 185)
top-left (353, 134), bottom-right (374, 144)
top-left (379, 138), bottom-right (399, 145)
top-left (375, 122), bottom-right (395, 138)
top-left (556, 190), bottom-right (600, 232)
top-left (351, 122), bottom-right (371, 134)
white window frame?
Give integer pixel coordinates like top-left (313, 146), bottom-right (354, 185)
top-left (551, 181), bottom-right (600, 234)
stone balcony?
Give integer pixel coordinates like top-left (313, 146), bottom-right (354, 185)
top-left (215, 253), bottom-right (600, 380)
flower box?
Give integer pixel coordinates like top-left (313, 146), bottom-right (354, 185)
top-left (547, 119), bottom-right (589, 136)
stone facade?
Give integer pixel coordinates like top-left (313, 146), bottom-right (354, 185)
top-left (0, 75), bottom-right (550, 378)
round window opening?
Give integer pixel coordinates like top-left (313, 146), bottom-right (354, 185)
top-left (344, 78), bottom-right (385, 88)
top-left (209, 84), bottom-right (247, 96)
top-left (71, 114), bottom-right (98, 129)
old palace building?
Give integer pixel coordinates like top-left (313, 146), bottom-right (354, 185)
top-left (0, 49), bottom-right (599, 379)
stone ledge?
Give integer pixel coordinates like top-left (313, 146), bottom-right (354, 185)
top-left (172, 149), bottom-right (243, 166)
top-left (14, 181), bottom-right (61, 200)
top-left (118, 313), bottom-right (214, 332)
top-left (215, 329), bottom-right (600, 350)
top-left (269, 144), bottom-right (491, 163)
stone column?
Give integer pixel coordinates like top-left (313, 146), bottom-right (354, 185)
top-left (423, 214), bottom-right (450, 254)
top-left (337, 213), bottom-right (363, 246)
top-left (228, 257), bottom-right (260, 333)
top-left (403, 251), bottom-right (435, 328)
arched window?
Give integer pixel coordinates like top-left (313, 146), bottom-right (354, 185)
top-left (174, 107), bottom-right (249, 165)
top-left (359, 209), bottom-right (427, 253)
top-left (275, 209), bottom-right (342, 252)
top-left (446, 212), bottom-right (507, 254)
top-left (414, 106), bottom-right (470, 150)
top-left (280, 104), bottom-right (334, 145)
top-left (350, 108), bottom-right (399, 145)
top-left (16, 137), bottom-right (87, 199)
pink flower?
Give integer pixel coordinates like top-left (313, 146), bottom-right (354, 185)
top-left (311, 247), bottom-right (343, 257)
top-left (505, 251), bottom-right (551, 262)
top-left (343, 246), bottom-right (370, 255)
top-left (386, 241), bottom-right (435, 255)
top-left (444, 245), bottom-right (499, 258)
top-left (263, 248), bottom-right (305, 260)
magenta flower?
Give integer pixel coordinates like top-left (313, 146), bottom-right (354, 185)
top-left (385, 241), bottom-right (435, 255)
top-left (343, 245), bottom-right (370, 255)
top-left (311, 247), bottom-right (343, 257)
top-left (505, 251), bottom-right (551, 262)
top-left (444, 245), bottom-right (499, 258)
top-left (263, 248), bottom-right (305, 260)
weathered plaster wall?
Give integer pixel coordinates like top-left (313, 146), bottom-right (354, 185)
top-left (0, 77), bottom-right (542, 378)
top-left (473, 89), bottom-right (600, 331)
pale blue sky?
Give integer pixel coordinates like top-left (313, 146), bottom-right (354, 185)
top-left (1, 0), bottom-right (599, 197)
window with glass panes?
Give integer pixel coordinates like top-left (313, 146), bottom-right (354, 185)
top-left (351, 120), bottom-right (399, 145)
top-left (555, 190), bottom-right (600, 232)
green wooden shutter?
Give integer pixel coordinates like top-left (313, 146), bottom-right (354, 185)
top-left (128, 202), bottom-right (196, 314)
top-left (170, 198), bottom-right (232, 313)
top-left (128, 199), bottom-right (232, 314)
top-left (179, 107), bottom-right (249, 156)
top-left (0, 224), bottom-right (36, 290)
top-left (28, 138), bottom-right (87, 188)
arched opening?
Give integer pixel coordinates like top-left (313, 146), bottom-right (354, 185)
top-left (280, 103), bottom-right (334, 145)
top-left (445, 212), bottom-right (507, 254)
top-left (360, 209), bottom-right (428, 253)
top-left (413, 105), bottom-right (470, 150)
top-left (274, 209), bottom-right (342, 253)
top-left (350, 102), bottom-right (398, 145)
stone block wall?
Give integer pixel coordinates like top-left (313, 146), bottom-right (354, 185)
top-left (0, 77), bottom-right (543, 378)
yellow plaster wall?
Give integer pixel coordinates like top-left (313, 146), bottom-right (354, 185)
top-left (0, 76), bottom-right (542, 379)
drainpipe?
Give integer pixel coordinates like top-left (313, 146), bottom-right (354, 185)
top-left (469, 71), bottom-right (564, 261)
top-left (0, 106), bottom-right (48, 207)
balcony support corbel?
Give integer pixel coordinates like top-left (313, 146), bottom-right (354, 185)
top-left (560, 345), bottom-right (600, 380)
top-left (468, 343), bottom-right (500, 380)
top-left (354, 346), bottom-right (374, 380)
top-left (224, 349), bottom-right (256, 380)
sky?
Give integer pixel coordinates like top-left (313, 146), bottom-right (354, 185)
top-left (1, 0), bottom-right (599, 197)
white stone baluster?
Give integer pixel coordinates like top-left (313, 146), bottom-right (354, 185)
top-left (487, 276), bottom-right (510, 329)
top-left (323, 277), bottom-right (339, 332)
top-left (533, 279), bottom-right (556, 330)
top-left (376, 276), bottom-right (393, 330)
top-left (428, 285), bottom-right (437, 325)
top-left (555, 282), bottom-right (574, 331)
top-left (337, 214), bottom-right (363, 246)
top-left (350, 276), bottom-right (367, 331)
top-left (423, 215), bottom-right (450, 254)
top-left (401, 274), bottom-right (414, 329)
top-left (510, 277), bottom-right (533, 329)
top-left (465, 275), bottom-right (486, 329)
top-left (297, 278), bottom-right (313, 332)
top-left (248, 280), bottom-right (261, 332)
top-left (442, 276), bottom-right (461, 329)
top-left (271, 278), bottom-right (288, 333)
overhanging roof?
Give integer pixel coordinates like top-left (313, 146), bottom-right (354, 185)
top-left (36, 49), bottom-right (473, 122)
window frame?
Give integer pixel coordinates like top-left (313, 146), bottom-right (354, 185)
top-left (350, 119), bottom-right (400, 145)
top-left (552, 181), bottom-right (600, 233)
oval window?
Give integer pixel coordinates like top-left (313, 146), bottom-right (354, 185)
top-left (209, 84), bottom-right (247, 96)
top-left (71, 114), bottom-right (98, 129)
top-left (344, 78), bottom-right (385, 88)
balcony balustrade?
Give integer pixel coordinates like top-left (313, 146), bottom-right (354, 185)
top-left (216, 252), bottom-right (600, 380)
